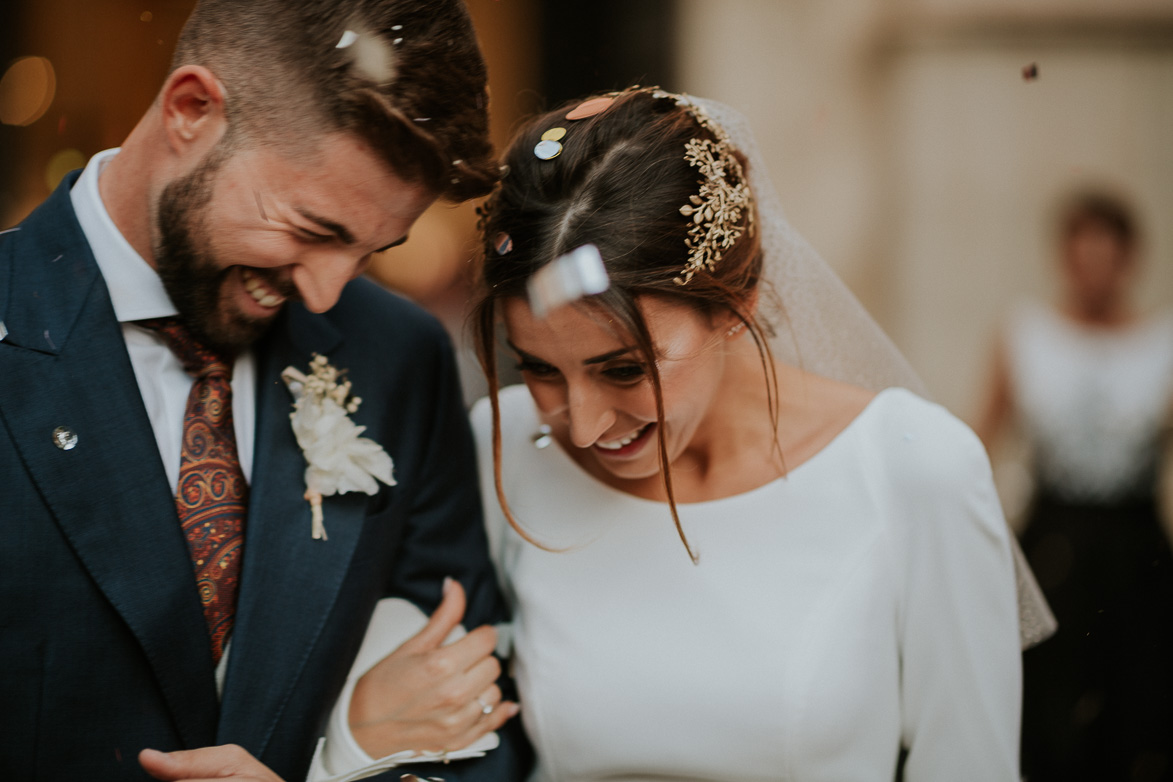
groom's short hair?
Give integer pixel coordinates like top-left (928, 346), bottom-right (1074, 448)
top-left (170, 0), bottom-right (497, 201)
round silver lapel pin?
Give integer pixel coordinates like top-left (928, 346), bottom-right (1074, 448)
top-left (52, 426), bottom-right (78, 451)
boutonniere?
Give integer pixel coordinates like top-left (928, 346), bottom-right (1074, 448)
top-left (281, 354), bottom-right (395, 540)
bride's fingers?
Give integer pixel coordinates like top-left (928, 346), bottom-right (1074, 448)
top-left (444, 698), bottom-right (520, 751)
top-left (474, 683), bottom-right (503, 717)
top-left (398, 579), bottom-right (467, 655)
top-left (461, 654), bottom-right (502, 697)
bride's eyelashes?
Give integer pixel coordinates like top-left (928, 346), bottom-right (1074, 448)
top-left (514, 357), bottom-right (648, 385)
top-left (599, 362), bottom-right (647, 383)
top-left (516, 358), bottom-right (558, 379)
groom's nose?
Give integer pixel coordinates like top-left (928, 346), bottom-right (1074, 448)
top-left (292, 251), bottom-right (370, 313)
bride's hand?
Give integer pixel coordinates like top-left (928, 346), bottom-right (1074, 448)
top-left (348, 578), bottom-right (519, 758)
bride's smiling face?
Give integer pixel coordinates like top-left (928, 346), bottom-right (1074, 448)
top-left (503, 295), bottom-right (735, 485)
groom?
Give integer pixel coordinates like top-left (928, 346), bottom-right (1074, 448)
top-left (0, 1), bottom-right (526, 780)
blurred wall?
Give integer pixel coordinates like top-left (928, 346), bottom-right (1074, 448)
top-left (676, 0), bottom-right (1173, 419)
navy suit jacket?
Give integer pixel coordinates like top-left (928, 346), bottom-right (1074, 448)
top-left (0, 174), bottom-right (529, 781)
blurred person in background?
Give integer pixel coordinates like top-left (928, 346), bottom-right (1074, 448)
top-left (976, 190), bottom-right (1173, 782)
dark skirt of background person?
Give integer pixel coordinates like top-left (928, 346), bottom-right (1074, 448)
top-left (1019, 490), bottom-right (1173, 782)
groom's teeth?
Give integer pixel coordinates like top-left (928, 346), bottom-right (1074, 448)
top-left (242, 269), bottom-right (286, 308)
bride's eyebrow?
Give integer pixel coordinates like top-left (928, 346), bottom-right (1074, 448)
top-left (506, 341), bottom-right (634, 366)
top-left (582, 347), bottom-right (635, 365)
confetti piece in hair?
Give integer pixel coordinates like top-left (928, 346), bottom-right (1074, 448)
top-left (1022, 62), bottom-right (1038, 81)
top-left (541, 127), bottom-right (566, 142)
top-left (527, 244), bottom-right (609, 319)
top-left (337, 30), bottom-right (358, 48)
top-left (494, 233), bottom-right (513, 256)
top-left (566, 96), bottom-right (614, 120)
top-left (534, 139), bottom-right (562, 160)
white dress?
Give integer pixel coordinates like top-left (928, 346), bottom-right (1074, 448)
top-left (471, 385), bottom-right (1021, 782)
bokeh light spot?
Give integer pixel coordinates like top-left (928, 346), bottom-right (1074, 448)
top-left (141, 11), bottom-right (153, 22)
top-left (45, 149), bottom-right (86, 192)
top-left (0, 56), bottom-right (57, 127)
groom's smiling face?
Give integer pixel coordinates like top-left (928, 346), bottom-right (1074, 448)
top-left (151, 131), bottom-right (435, 354)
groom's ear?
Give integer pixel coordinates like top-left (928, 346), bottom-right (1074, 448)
top-left (160, 65), bottom-right (229, 158)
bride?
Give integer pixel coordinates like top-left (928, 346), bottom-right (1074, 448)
top-left (470, 87), bottom-right (1035, 781)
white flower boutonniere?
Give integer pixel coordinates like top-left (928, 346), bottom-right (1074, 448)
top-left (281, 354), bottom-right (395, 540)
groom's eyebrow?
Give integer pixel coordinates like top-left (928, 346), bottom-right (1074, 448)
top-left (295, 207), bottom-right (356, 244)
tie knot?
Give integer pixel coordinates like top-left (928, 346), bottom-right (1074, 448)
top-left (137, 317), bottom-right (233, 378)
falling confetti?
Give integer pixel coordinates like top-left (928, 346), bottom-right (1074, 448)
top-left (1022, 62), bottom-right (1038, 81)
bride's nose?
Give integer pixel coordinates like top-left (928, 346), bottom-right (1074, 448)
top-left (566, 382), bottom-right (617, 449)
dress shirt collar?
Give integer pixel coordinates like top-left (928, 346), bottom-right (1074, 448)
top-left (70, 148), bottom-right (178, 323)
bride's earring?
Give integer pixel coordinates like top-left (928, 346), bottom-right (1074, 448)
top-left (725, 322), bottom-right (745, 339)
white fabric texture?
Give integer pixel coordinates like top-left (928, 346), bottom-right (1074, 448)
top-left (1006, 303), bottom-right (1173, 503)
top-left (472, 385), bottom-right (1022, 782)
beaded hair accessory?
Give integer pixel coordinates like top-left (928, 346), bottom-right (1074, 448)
top-left (650, 89), bottom-right (756, 285)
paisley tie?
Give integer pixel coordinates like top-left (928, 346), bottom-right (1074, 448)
top-left (139, 318), bottom-right (247, 665)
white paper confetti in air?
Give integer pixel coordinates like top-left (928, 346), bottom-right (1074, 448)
top-left (526, 244), bottom-right (609, 319)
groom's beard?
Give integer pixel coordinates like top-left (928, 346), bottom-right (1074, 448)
top-left (154, 150), bottom-right (279, 356)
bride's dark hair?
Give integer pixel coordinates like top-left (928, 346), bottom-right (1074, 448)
top-left (473, 88), bottom-right (775, 562)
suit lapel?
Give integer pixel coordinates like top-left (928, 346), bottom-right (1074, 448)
top-left (0, 178), bottom-right (219, 746)
top-left (217, 307), bottom-right (368, 752)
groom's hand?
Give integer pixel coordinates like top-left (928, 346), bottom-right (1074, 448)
top-left (349, 578), bottom-right (520, 758)
top-left (139, 746), bottom-right (283, 781)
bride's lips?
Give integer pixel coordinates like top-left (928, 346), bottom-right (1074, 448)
top-left (591, 423), bottom-right (655, 459)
